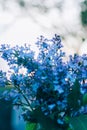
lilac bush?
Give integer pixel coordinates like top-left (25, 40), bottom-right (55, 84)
top-left (0, 34), bottom-right (87, 130)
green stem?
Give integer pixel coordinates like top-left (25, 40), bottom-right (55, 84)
top-left (14, 85), bottom-right (33, 111)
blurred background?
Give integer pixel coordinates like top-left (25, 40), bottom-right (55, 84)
top-left (0, 0), bottom-right (87, 130)
top-left (0, 0), bottom-right (87, 68)
top-left (0, 0), bottom-right (87, 54)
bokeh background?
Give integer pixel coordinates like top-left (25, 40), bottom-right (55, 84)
top-left (0, 0), bottom-right (87, 69)
top-left (0, 0), bottom-right (87, 130)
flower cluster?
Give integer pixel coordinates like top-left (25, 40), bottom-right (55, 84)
top-left (0, 34), bottom-right (87, 130)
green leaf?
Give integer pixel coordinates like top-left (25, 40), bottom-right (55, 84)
top-left (29, 108), bottom-right (60, 130)
top-left (26, 122), bottom-right (37, 130)
top-left (70, 115), bottom-right (87, 130)
top-left (67, 79), bottom-right (82, 110)
top-left (83, 93), bottom-right (87, 105)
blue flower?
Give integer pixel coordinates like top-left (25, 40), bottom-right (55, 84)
top-left (0, 35), bottom-right (87, 128)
